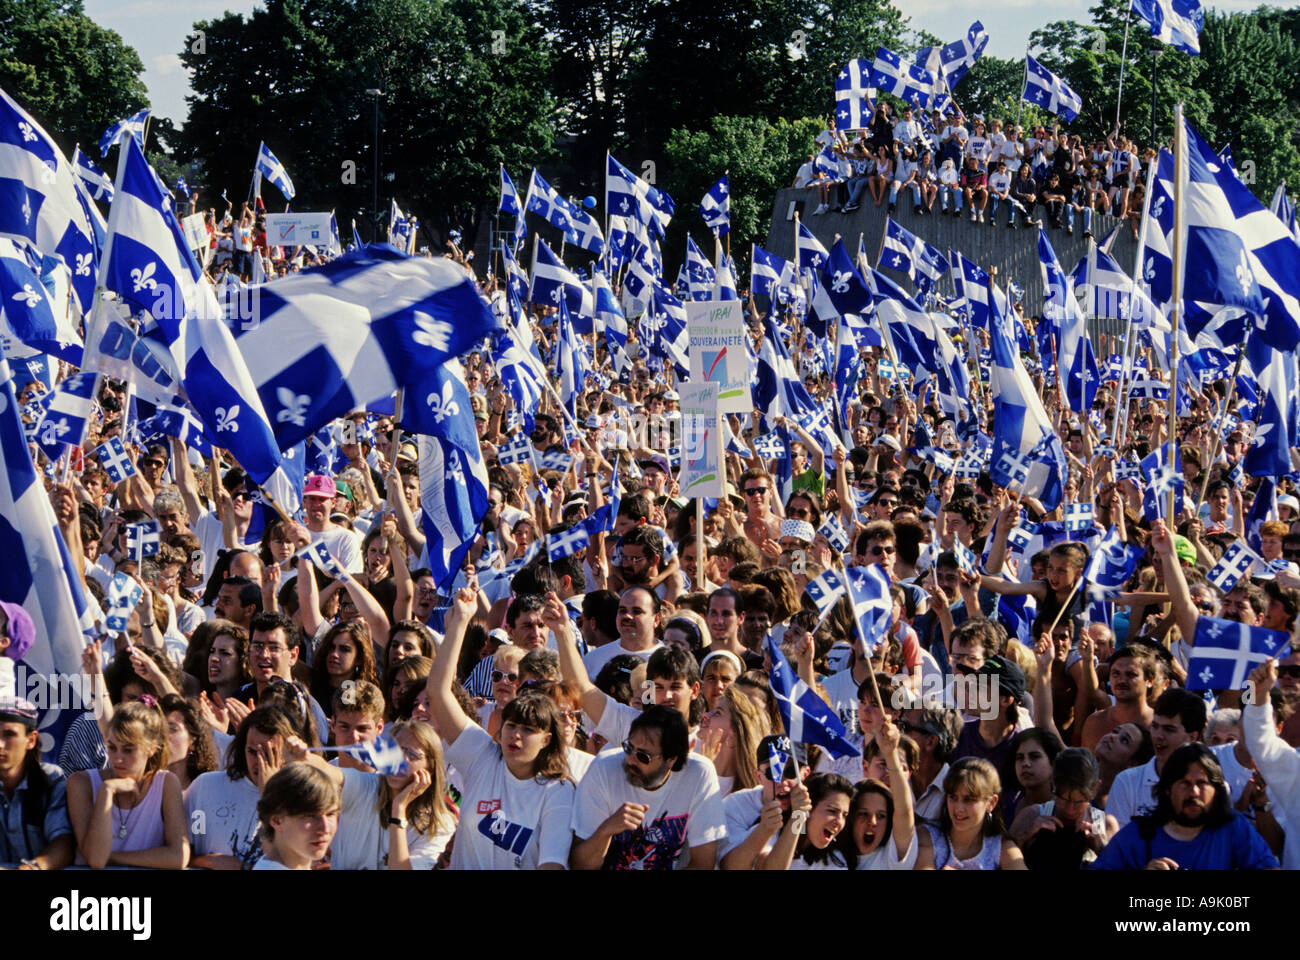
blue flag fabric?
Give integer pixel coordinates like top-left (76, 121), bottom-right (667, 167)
top-left (699, 175), bottom-right (729, 236)
top-left (255, 141), bottom-right (295, 200)
top-left (765, 636), bottom-right (860, 758)
top-left (1022, 55), bottom-right (1081, 123)
top-left (1132, 0), bottom-right (1203, 55)
top-left (1187, 617), bottom-right (1289, 691)
top-left (97, 108), bottom-right (150, 156)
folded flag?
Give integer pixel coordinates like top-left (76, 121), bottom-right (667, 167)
top-left (1205, 540), bottom-right (1262, 594)
top-left (804, 568), bottom-right (848, 620)
top-left (125, 520), bottom-right (161, 562)
top-left (844, 564), bottom-right (893, 654)
top-left (327, 729), bottom-right (409, 775)
top-left (298, 540), bottom-right (349, 580)
top-left (952, 539), bottom-right (978, 577)
top-left (1187, 616), bottom-right (1290, 691)
top-left (1082, 525), bottom-right (1143, 601)
top-left (765, 635), bottom-right (860, 758)
top-left (818, 515), bottom-right (850, 554)
top-left (105, 572), bottom-right (143, 633)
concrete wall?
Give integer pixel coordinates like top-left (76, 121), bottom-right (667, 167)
top-left (764, 186), bottom-right (1139, 341)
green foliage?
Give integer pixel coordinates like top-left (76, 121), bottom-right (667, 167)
top-left (0, 0), bottom-right (147, 153)
top-left (661, 114), bottom-right (823, 278)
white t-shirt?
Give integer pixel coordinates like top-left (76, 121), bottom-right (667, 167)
top-left (565, 745), bottom-right (595, 782)
top-left (184, 771), bottom-right (263, 867)
top-left (794, 162), bottom-right (815, 189)
top-left (939, 165), bottom-right (959, 187)
top-left (856, 828), bottom-right (918, 870)
top-left (251, 857), bottom-right (292, 870)
top-left (821, 667), bottom-right (863, 736)
top-left (989, 171), bottom-right (1012, 194)
top-left (966, 136), bottom-right (991, 163)
top-left (193, 511), bottom-right (259, 586)
top-left (443, 723), bottom-right (576, 870)
top-left (331, 768), bottom-right (454, 869)
top-left (310, 524), bottom-right (364, 574)
top-left (572, 749), bottom-right (726, 870)
top-left (582, 639), bottom-right (662, 678)
top-left (720, 785), bottom-right (770, 861)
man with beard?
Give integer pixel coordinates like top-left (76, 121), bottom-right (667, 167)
top-left (720, 735), bottom-right (812, 869)
top-left (1094, 744), bottom-right (1277, 869)
top-left (570, 705), bottom-right (724, 870)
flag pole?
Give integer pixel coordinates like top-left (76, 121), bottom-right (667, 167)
top-left (1112, 156), bottom-right (1158, 447)
top-left (1167, 102), bottom-right (1186, 522)
top-left (1195, 341), bottom-right (1247, 507)
top-left (1115, 0), bottom-right (1135, 132)
top-left (1016, 47), bottom-right (1029, 128)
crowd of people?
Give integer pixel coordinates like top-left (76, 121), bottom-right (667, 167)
top-left (1, 122), bottom-right (1298, 873)
top-left (796, 102), bottom-right (1151, 238)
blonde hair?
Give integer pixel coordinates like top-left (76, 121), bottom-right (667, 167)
top-left (720, 687), bottom-right (766, 790)
top-left (107, 700), bottom-right (168, 780)
top-left (381, 721), bottom-right (455, 838)
top-left (494, 645), bottom-right (526, 672)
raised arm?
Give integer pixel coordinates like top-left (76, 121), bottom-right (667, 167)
top-left (1150, 520), bottom-right (1198, 644)
top-left (424, 586), bottom-right (479, 745)
top-left (547, 591), bottom-right (608, 724)
top-left (878, 720), bottom-right (915, 860)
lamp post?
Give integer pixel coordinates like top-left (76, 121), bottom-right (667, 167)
top-left (365, 88), bottom-right (384, 242)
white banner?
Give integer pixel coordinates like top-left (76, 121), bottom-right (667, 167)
top-left (264, 213), bottom-right (334, 247)
top-left (180, 212), bottom-right (207, 253)
top-left (677, 381), bottom-right (723, 498)
top-left (686, 300), bottom-right (751, 413)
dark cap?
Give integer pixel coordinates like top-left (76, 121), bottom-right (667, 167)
top-left (0, 696), bottom-right (38, 728)
top-left (757, 733), bottom-right (808, 775)
top-left (978, 655), bottom-right (1026, 704)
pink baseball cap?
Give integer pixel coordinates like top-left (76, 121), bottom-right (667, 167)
top-left (303, 474), bottom-right (337, 499)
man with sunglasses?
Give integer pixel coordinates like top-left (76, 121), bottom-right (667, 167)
top-left (571, 705), bottom-right (724, 870)
top-left (173, 452), bottom-right (263, 585)
top-left (720, 735), bottom-right (812, 869)
top-left (738, 468), bottom-right (781, 548)
top-left (899, 701), bottom-right (963, 821)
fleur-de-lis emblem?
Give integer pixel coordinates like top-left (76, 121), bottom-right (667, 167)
top-left (1144, 257), bottom-right (1156, 282)
top-left (1236, 250), bottom-right (1254, 296)
top-left (21, 195), bottom-right (31, 225)
top-left (426, 380), bottom-right (460, 424)
top-left (275, 387), bottom-right (311, 427)
top-left (411, 311), bottom-right (452, 351)
top-left (131, 261), bottom-right (158, 292)
top-left (17, 121), bottom-right (36, 142)
top-left (12, 284), bottom-right (42, 308)
top-left (214, 405), bottom-right (240, 432)
top-left (75, 252), bottom-right (93, 276)
top-left (830, 270), bottom-right (851, 294)
top-left (1151, 195), bottom-right (1165, 221)
top-left (1198, 666), bottom-right (1215, 686)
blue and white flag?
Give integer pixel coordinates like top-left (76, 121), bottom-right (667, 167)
top-left (844, 564), bottom-right (893, 653)
top-left (530, 238), bottom-right (594, 317)
top-left (125, 520), bottom-right (161, 562)
top-left (547, 523), bottom-right (591, 563)
top-left (752, 244), bottom-right (794, 300)
top-left (33, 370), bottom-right (98, 459)
top-left (0, 357), bottom-right (96, 756)
top-left (1140, 442), bottom-right (1184, 521)
top-left (496, 432), bottom-right (532, 466)
top-left (71, 147), bottom-right (113, 203)
top-left (298, 540), bottom-right (349, 580)
top-left (0, 89), bottom-right (99, 314)
top-left (1022, 54), bottom-right (1082, 123)
top-left (1132, 0), bottom-right (1203, 55)
top-left (255, 141), bottom-right (295, 200)
top-left (952, 539), bottom-right (978, 577)
top-left (700, 175), bottom-right (729, 236)
top-left (1187, 616), bottom-right (1289, 691)
top-left (754, 315), bottom-right (819, 425)
top-left (714, 251), bottom-right (739, 301)
top-left (0, 240), bottom-right (82, 365)
top-left (766, 636), bottom-right (860, 757)
top-left (1039, 229), bottom-right (1099, 413)
top-left (818, 514), bottom-right (850, 554)
top-left (951, 252), bottom-right (993, 331)
top-left (795, 221), bottom-right (830, 273)
top-left (1206, 540), bottom-right (1262, 595)
top-left (606, 154), bottom-right (674, 239)
top-left (135, 402), bottom-right (213, 458)
top-left (931, 21), bottom-right (988, 87)
top-left (1082, 525), bottom-right (1143, 601)
top-left (332, 729), bottom-right (410, 775)
top-left (834, 59), bottom-right (876, 130)
top-left (1243, 331), bottom-right (1294, 478)
top-left (104, 572), bottom-right (143, 634)
top-left (881, 218), bottom-right (947, 295)
top-left (499, 165), bottom-right (527, 247)
top-left (1127, 376), bottom-right (1169, 400)
top-left (1064, 501), bottom-right (1095, 534)
top-left (525, 169), bottom-right (575, 234)
top-left (97, 108), bottom-right (150, 157)
top-left (869, 47), bottom-right (939, 109)
top-left (419, 364), bottom-right (491, 591)
top-left (804, 568), bottom-right (847, 620)
top-left (100, 135), bottom-right (284, 483)
top-left (93, 436), bottom-right (136, 484)
top-left (1244, 476), bottom-right (1277, 554)
top-left (684, 235), bottom-right (717, 300)
top-left (870, 269), bottom-right (939, 378)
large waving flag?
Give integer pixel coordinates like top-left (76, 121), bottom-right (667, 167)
top-left (684, 235), bottom-right (716, 300)
top-left (870, 268), bottom-right (938, 378)
top-left (765, 636), bottom-right (860, 758)
top-left (951, 252), bottom-right (993, 330)
top-left (1243, 330), bottom-right (1294, 478)
top-left (492, 308), bottom-right (545, 434)
top-left (593, 269), bottom-right (630, 373)
top-left (0, 237), bottom-right (83, 364)
top-left (101, 135), bottom-right (283, 482)
top-left (1132, 0), bottom-right (1203, 56)
top-left (530, 238), bottom-right (594, 317)
top-left (498, 165), bottom-right (527, 246)
top-left (869, 47), bottom-right (939, 109)
top-left (1082, 526), bottom-right (1143, 601)
top-left (0, 357), bottom-right (97, 757)
top-left (881, 218), bottom-right (947, 296)
top-left (1187, 617), bottom-right (1288, 691)
top-left (1022, 55), bottom-right (1082, 123)
top-left (255, 142), bottom-right (295, 200)
top-left (525, 169), bottom-right (574, 233)
top-left (71, 147), bottom-right (114, 203)
top-left (97, 108), bottom-right (150, 157)
top-left (1038, 228), bottom-right (1098, 413)
top-left (751, 244), bottom-right (794, 300)
top-left (834, 59), bottom-right (876, 130)
top-left (844, 564), bottom-right (893, 653)
top-left (754, 314), bottom-right (819, 425)
top-left (644, 282), bottom-right (691, 380)
top-left (0, 88), bottom-right (99, 314)
top-left (420, 360), bottom-right (491, 591)
top-left (700, 175), bottom-right (729, 236)
top-left (924, 21), bottom-right (989, 88)
top-left (606, 153), bottom-right (674, 239)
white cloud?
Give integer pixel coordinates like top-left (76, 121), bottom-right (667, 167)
top-left (149, 53), bottom-right (183, 77)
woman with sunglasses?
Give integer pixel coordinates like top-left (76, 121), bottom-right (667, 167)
top-left (426, 585), bottom-right (574, 869)
top-left (479, 643), bottom-right (526, 740)
top-left (529, 680), bottom-right (594, 782)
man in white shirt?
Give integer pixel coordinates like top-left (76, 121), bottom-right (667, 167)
top-left (582, 585), bottom-right (664, 675)
top-left (302, 474), bottom-right (363, 574)
top-left (988, 160), bottom-right (1014, 226)
top-left (570, 705), bottom-right (725, 869)
top-left (892, 107), bottom-right (922, 149)
top-left (720, 735), bottom-right (811, 868)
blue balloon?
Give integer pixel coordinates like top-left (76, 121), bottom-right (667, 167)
top-left (583, 195), bottom-right (597, 209)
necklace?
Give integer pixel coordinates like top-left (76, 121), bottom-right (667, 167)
top-left (114, 788), bottom-right (140, 840)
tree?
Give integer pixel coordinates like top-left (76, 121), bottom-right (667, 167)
top-left (0, 0), bottom-right (148, 153)
top-left (661, 114), bottom-right (822, 280)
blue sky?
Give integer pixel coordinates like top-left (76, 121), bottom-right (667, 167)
top-left (86, 0), bottom-right (1281, 125)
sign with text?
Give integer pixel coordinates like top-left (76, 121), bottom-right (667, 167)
top-left (686, 300), bottom-right (751, 413)
top-left (677, 381), bottom-right (723, 498)
top-left (264, 213), bottom-right (334, 247)
top-left (181, 212), bottom-right (208, 252)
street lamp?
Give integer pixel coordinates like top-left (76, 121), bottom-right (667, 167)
top-left (365, 88), bottom-right (384, 243)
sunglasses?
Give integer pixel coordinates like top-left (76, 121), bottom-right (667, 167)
top-left (622, 739), bottom-right (661, 765)
top-left (876, 499), bottom-right (898, 508)
top-left (141, 459), bottom-right (165, 470)
top-left (787, 507), bottom-right (810, 519)
top-left (869, 544), bottom-right (897, 557)
top-left (1277, 666), bottom-right (1300, 679)
top-left (744, 487), bottom-right (768, 497)
top-left (491, 670), bottom-right (519, 684)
